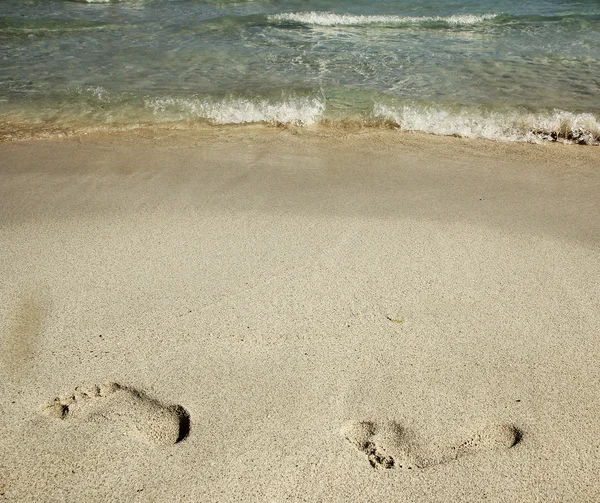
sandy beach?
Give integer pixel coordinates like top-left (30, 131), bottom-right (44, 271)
top-left (0, 128), bottom-right (599, 502)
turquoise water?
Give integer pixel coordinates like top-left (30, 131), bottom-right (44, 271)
top-left (1, 0), bottom-right (599, 143)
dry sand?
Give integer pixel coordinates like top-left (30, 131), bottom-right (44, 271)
top-left (0, 128), bottom-right (599, 502)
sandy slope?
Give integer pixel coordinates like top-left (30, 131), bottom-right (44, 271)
top-left (0, 128), bottom-right (598, 502)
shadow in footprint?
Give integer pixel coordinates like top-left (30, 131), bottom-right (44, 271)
top-left (342, 420), bottom-right (521, 470)
top-left (173, 405), bottom-right (191, 443)
top-left (42, 382), bottom-right (191, 446)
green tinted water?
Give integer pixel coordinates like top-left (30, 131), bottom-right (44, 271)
top-left (1, 0), bottom-right (599, 142)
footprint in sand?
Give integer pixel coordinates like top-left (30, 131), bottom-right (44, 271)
top-left (42, 382), bottom-right (190, 446)
top-left (341, 420), bottom-right (521, 470)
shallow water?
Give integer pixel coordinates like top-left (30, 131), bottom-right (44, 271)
top-left (1, 0), bottom-right (599, 142)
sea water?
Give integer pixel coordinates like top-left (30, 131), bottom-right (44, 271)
top-left (1, 0), bottom-right (599, 143)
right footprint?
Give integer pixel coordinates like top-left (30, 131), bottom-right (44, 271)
top-left (41, 382), bottom-right (190, 446)
top-left (341, 420), bottom-right (521, 470)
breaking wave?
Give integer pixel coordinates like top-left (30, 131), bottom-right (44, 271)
top-left (145, 95), bottom-right (325, 126)
top-left (2, 88), bottom-right (598, 145)
top-left (373, 104), bottom-right (600, 145)
top-left (268, 12), bottom-right (499, 27)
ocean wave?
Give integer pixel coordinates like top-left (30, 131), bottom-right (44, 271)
top-left (0, 17), bottom-right (109, 32)
top-left (373, 104), bottom-right (600, 145)
top-left (144, 96), bottom-right (325, 126)
top-left (3, 90), bottom-right (598, 145)
top-left (65, 0), bottom-right (118, 4)
top-left (268, 12), bottom-right (499, 27)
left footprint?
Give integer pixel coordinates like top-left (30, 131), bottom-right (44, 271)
top-left (42, 382), bottom-right (190, 446)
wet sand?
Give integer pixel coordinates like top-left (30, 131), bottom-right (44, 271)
top-left (1, 128), bottom-right (599, 502)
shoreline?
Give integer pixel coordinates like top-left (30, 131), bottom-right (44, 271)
top-left (1, 129), bottom-right (599, 501)
top-left (2, 118), bottom-right (600, 146)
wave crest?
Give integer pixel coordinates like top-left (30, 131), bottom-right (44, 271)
top-left (373, 104), bottom-right (600, 145)
top-left (145, 95), bottom-right (325, 126)
top-left (268, 12), bottom-right (499, 27)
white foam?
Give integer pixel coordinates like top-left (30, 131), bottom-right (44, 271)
top-left (373, 103), bottom-right (600, 145)
top-left (269, 12), bottom-right (498, 27)
top-left (145, 95), bottom-right (325, 126)
top-left (75, 86), bottom-right (109, 101)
